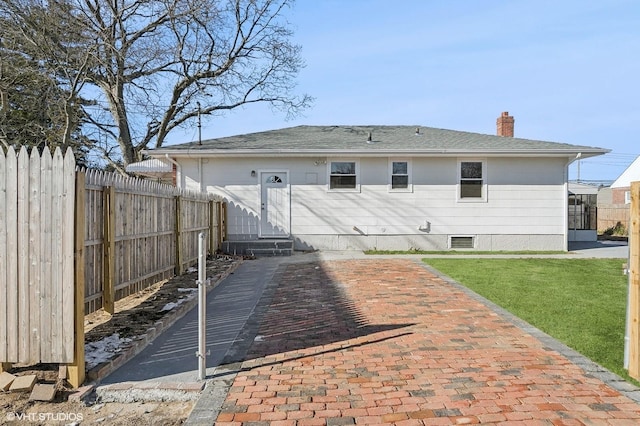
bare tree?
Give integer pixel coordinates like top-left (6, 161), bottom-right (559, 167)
top-left (2, 0), bottom-right (311, 171)
top-left (0, 2), bottom-right (90, 162)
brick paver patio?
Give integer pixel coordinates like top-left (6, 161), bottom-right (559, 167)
top-left (215, 259), bottom-right (640, 425)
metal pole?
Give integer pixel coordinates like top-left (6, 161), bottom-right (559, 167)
top-left (197, 232), bottom-right (207, 380)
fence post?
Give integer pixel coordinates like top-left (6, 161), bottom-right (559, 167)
top-left (103, 186), bottom-right (115, 314)
top-left (209, 200), bottom-right (216, 255)
top-left (67, 171), bottom-right (86, 388)
top-left (196, 232), bottom-right (207, 380)
top-left (175, 195), bottom-right (183, 275)
top-left (627, 181), bottom-right (640, 379)
top-left (221, 202), bottom-right (227, 243)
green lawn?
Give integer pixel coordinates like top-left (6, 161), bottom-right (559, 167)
top-left (422, 258), bottom-right (636, 384)
top-left (365, 250), bottom-right (565, 255)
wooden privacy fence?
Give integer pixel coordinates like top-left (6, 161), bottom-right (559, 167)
top-left (82, 168), bottom-right (225, 315)
top-left (598, 204), bottom-right (630, 234)
top-left (0, 146), bottom-right (76, 366)
top-left (625, 182), bottom-right (640, 379)
top-left (0, 146), bottom-right (226, 386)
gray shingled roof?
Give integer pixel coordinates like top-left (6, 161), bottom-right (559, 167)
top-left (150, 125), bottom-right (608, 157)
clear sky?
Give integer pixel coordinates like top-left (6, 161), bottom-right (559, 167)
top-left (166, 0), bottom-right (640, 183)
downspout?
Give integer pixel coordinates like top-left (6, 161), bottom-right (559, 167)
top-left (199, 158), bottom-right (204, 192)
top-left (165, 154), bottom-right (182, 189)
top-left (564, 153), bottom-right (582, 251)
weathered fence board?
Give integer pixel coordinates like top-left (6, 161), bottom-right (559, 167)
top-left (81, 169), bottom-right (221, 314)
top-left (62, 150), bottom-right (76, 361)
top-left (0, 148), bottom-right (11, 362)
top-left (0, 147), bottom-right (75, 364)
top-left (3, 147), bottom-right (19, 363)
top-left (28, 149), bottom-right (41, 363)
top-left (39, 148), bottom-right (53, 361)
top-left (17, 148), bottom-right (29, 362)
top-left (1, 146), bottom-right (224, 375)
top-left (69, 171), bottom-right (86, 387)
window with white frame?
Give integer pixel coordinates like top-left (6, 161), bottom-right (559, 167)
top-left (329, 161), bottom-right (358, 190)
top-left (458, 160), bottom-right (486, 201)
top-left (389, 160), bottom-right (411, 191)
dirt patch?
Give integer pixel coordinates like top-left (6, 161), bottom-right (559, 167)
top-left (2, 396), bottom-right (194, 425)
top-left (0, 255), bottom-right (243, 425)
top-left (85, 256), bottom-right (240, 343)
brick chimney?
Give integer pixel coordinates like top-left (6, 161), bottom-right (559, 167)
top-left (496, 111), bottom-right (514, 137)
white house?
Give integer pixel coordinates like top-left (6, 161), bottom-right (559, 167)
top-left (148, 113), bottom-right (608, 253)
top-left (611, 155), bottom-right (640, 205)
top-left (593, 154), bottom-right (640, 235)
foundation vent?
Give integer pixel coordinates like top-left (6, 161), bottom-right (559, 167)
top-left (449, 236), bottom-right (474, 249)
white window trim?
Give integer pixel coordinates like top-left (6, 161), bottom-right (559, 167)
top-left (327, 159), bottom-right (360, 192)
top-left (388, 158), bottom-right (413, 192)
top-left (457, 158), bottom-right (487, 203)
top-left (625, 191), bottom-right (631, 205)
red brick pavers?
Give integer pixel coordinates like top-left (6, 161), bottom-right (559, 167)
top-left (215, 259), bottom-right (640, 425)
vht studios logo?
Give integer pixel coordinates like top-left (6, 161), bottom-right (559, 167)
top-left (6, 412), bottom-right (84, 422)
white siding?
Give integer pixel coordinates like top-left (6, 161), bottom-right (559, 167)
top-left (180, 156), bottom-right (568, 250)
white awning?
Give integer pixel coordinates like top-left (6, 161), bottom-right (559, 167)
top-left (126, 159), bottom-right (172, 174)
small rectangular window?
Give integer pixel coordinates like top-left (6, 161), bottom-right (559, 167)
top-left (388, 159), bottom-right (412, 192)
top-left (459, 160), bottom-right (485, 200)
top-left (391, 161), bottom-right (408, 189)
top-left (330, 161), bottom-right (357, 189)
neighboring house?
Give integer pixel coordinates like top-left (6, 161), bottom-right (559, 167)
top-left (147, 112), bottom-right (608, 252)
top-left (598, 155), bottom-right (640, 234)
top-left (611, 155), bottom-right (640, 204)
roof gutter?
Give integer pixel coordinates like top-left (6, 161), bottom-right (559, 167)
top-left (563, 152), bottom-right (582, 252)
top-left (146, 148), bottom-right (608, 159)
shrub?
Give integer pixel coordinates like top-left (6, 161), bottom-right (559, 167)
top-left (603, 221), bottom-right (627, 236)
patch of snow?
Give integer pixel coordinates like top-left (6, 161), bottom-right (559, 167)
top-left (186, 267), bottom-right (198, 273)
top-left (177, 288), bottom-right (197, 293)
top-left (160, 302), bottom-right (179, 311)
top-left (160, 297), bottom-right (190, 312)
top-left (85, 333), bottom-right (132, 369)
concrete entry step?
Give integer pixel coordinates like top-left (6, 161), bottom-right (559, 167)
top-left (222, 239), bottom-right (293, 257)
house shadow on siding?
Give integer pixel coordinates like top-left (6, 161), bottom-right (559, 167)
top-left (221, 260), bottom-right (414, 367)
top-left (225, 200), bottom-right (291, 240)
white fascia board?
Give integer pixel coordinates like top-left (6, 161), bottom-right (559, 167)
top-left (147, 148), bottom-right (608, 159)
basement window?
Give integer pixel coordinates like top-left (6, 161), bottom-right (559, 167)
top-left (329, 160), bottom-right (359, 191)
top-left (449, 236), bottom-right (475, 249)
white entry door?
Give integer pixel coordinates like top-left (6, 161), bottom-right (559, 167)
top-left (260, 171), bottom-right (290, 238)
